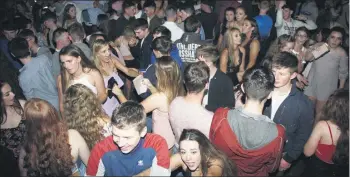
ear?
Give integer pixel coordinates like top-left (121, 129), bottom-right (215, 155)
top-left (290, 72), bottom-right (297, 80)
top-left (77, 56), bottom-right (82, 63)
top-left (140, 126), bottom-right (147, 137)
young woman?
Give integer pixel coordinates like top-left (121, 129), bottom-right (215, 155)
top-left (265, 34), bottom-right (295, 58)
top-left (155, 0), bottom-right (166, 18)
top-left (232, 6), bottom-right (247, 32)
top-left (170, 129), bottom-right (237, 176)
top-left (64, 84), bottom-right (110, 149)
top-left (62, 4), bottom-right (78, 29)
top-left (241, 17), bottom-right (260, 70)
top-left (315, 28), bottom-right (331, 43)
top-left (304, 27), bottom-right (348, 121)
top-left (292, 27), bottom-right (311, 73)
top-left (18, 98), bottom-right (90, 176)
top-left (57, 45), bottom-right (107, 115)
top-left (92, 39), bottom-right (140, 117)
top-left (303, 89), bottom-right (349, 176)
top-left (217, 7), bottom-right (236, 51)
top-left (220, 28), bottom-right (246, 86)
top-left (0, 81), bottom-right (26, 160)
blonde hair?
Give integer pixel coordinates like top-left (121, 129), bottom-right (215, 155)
top-left (155, 56), bottom-right (184, 103)
top-left (63, 84), bottom-right (107, 149)
top-left (92, 39), bottom-right (116, 76)
top-left (222, 27), bottom-right (241, 66)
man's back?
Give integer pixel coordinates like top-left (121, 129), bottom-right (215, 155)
top-left (169, 96), bottom-right (213, 146)
top-left (210, 107), bottom-right (285, 176)
top-left (254, 15), bottom-right (273, 40)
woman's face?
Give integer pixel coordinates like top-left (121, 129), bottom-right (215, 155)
top-left (225, 10), bottom-right (235, 22)
top-left (60, 55), bottom-right (82, 75)
top-left (235, 8), bottom-right (246, 22)
top-left (328, 31), bottom-right (342, 48)
top-left (316, 31), bottom-right (323, 42)
top-left (1, 83), bottom-right (15, 106)
top-left (97, 45), bottom-right (111, 62)
top-left (128, 37), bottom-right (138, 47)
top-left (295, 30), bottom-right (308, 45)
top-left (68, 7), bottom-right (76, 18)
top-left (232, 30), bottom-right (242, 45)
top-left (180, 140), bottom-right (201, 171)
top-left (280, 42), bottom-right (295, 52)
top-left (155, 0), bottom-right (163, 8)
top-left (242, 20), bottom-right (252, 34)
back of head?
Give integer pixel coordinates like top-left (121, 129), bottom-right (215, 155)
top-left (133, 18), bottom-right (148, 31)
top-left (1, 19), bottom-right (18, 32)
top-left (272, 52), bottom-right (298, 73)
top-left (179, 2), bottom-right (194, 16)
top-left (122, 26), bottom-right (136, 40)
top-left (122, 0), bottom-right (136, 10)
top-left (152, 36), bottom-right (172, 55)
top-left (259, 0), bottom-right (270, 10)
top-left (41, 11), bottom-right (57, 24)
top-left (242, 67), bottom-right (275, 102)
top-left (18, 29), bottom-right (36, 40)
top-left (111, 101), bottom-right (146, 132)
top-left (195, 44), bottom-right (219, 63)
top-left (143, 0), bottom-right (156, 9)
top-left (165, 4), bottom-right (177, 18)
top-left (8, 37), bottom-right (30, 59)
top-left (184, 16), bottom-right (201, 33)
top-left (184, 61), bottom-right (209, 94)
top-left (67, 23), bottom-right (85, 42)
top-left (153, 26), bottom-right (172, 40)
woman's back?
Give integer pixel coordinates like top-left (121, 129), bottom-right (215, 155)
top-left (315, 121), bottom-right (340, 164)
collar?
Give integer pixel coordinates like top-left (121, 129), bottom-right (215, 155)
top-left (124, 138), bottom-right (145, 156)
top-left (233, 106), bottom-right (274, 123)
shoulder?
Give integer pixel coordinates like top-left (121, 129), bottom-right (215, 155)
top-left (207, 158), bottom-right (224, 176)
top-left (239, 46), bottom-right (245, 53)
top-left (336, 47), bottom-right (347, 57)
top-left (251, 39), bottom-right (260, 46)
top-left (144, 133), bottom-right (168, 148)
top-left (220, 48), bottom-right (228, 55)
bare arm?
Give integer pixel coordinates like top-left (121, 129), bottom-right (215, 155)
top-left (246, 40), bottom-right (260, 69)
top-left (237, 47), bottom-right (246, 82)
top-left (68, 129), bottom-right (91, 166)
top-left (113, 57), bottom-right (140, 77)
top-left (219, 49), bottom-right (229, 73)
top-left (57, 75), bottom-right (64, 117)
top-left (91, 70), bottom-right (108, 104)
top-left (304, 121), bottom-right (323, 157)
top-left (170, 153), bottom-right (184, 171)
top-left (141, 93), bottom-right (165, 114)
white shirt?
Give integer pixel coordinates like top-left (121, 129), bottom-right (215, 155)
top-left (162, 21), bottom-right (185, 42)
top-left (271, 91), bottom-right (290, 120)
top-left (135, 11), bottom-right (143, 19)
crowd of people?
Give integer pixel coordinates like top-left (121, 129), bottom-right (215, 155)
top-left (0, 0), bottom-right (349, 176)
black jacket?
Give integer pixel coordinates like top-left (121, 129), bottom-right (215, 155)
top-left (148, 15), bottom-right (164, 33)
top-left (205, 69), bottom-right (235, 112)
top-left (136, 33), bottom-right (153, 70)
top-left (263, 84), bottom-right (314, 163)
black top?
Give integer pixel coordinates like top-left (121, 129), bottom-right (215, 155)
top-left (0, 145), bottom-right (20, 176)
top-left (196, 12), bottom-right (219, 40)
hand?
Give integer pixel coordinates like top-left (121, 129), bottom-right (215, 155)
top-left (234, 90), bottom-right (244, 108)
top-left (296, 15), bottom-right (307, 21)
top-left (278, 0), bottom-right (286, 9)
top-left (279, 158), bottom-right (291, 171)
top-left (112, 84), bottom-right (123, 96)
top-left (296, 73), bottom-right (309, 86)
top-left (109, 41), bottom-right (117, 48)
top-left (142, 78), bottom-right (152, 87)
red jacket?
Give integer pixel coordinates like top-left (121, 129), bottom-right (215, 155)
top-left (209, 108), bottom-right (286, 176)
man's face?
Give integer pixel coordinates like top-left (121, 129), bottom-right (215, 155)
top-left (125, 6), bottom-right (136, 17)
top-left (144, 7), bottom-right (155, 17)
top-left (135, 29), bottom-right (147, 39)
top-left (3, 30), bottom-right (18, 41)
top-left (58, 32), bottom-right (71, 48)
top-left (272, 67), bottom-right (295, 88)
top-left (180, 10), bottom-right (190, 21)
top-left (112, 125), bottom-right (146, 154)
top-left (112, 0), bottom-right (123, 12)
top-left (282, 8), bottom-right (292, 20)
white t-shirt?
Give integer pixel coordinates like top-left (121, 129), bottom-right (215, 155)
top-left (162, 21), bottom-right (185, 42)
top-left (271, 91), bottom-right (290, 120)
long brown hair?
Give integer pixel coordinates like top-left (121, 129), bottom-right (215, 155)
top-left (22, 98), bottom-right (73, 176)
top-left (222, 27), bottom-right (242, 65)
top-left (155, 56), bottom-right (184, 103)
top-left (0, 81), bottom-right (23, 125)
top-left (92, 39), bottom-right (116, 76)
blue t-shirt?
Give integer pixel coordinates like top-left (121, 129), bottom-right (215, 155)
top-left (254, 15), bottom-right (273, 39)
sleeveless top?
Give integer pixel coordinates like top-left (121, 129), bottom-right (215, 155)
top-left (103, 72), bottom-right (124, 117)
top-left (68, 76), bottom-right (97, 94)
top-left (227, 49), bottom-right (244, 86)
top-left (0, 120), bottom-right (26, 159)
top-left (315, 121), bottom-right (336, 164)
top-left (152, 109), bottom-right (175, 149)
top-left (244, 38), bottom-right (254, 70)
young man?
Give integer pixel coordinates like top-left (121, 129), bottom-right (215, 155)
top-left (162, 5), bottom-right (184, 42)
top-left (264, 52), bottom-right (314, 174)
top-left (169, 62), bottom-right (213, 147)
top-left (0, 20), bottom-right (22, 70)
top-left (67, 23), bottom-right (91, 59)
top-left (8, 37), bottom-right (59, 110)
top-left (143, 0), bottom-right (163, 33)
top-left (210, 67), bottom-right (286, 176)
top-left (174, 16), bottom-right (208, 68)
top-left (109, 0), bottom-right (136, 40)
top-left (52, 28), bottom-right (71, 79)
top-left (275, 1), bottom-right (317, 37)
top-left (254, 0), bottom-right (273, 40)
top-left (195, 0), bottom-right (218, 40)
top-left (196, 44), bottom-right (235, 112)
top-left (41, 12), bottom-right (58, 50)
top-left (178, 3), bottom-right (205, 40)
top-left (18, 29), bottom-right (52, 59)
top-left (133, 18), bottom-right (153, 70)
top-left (86, 101), bottom-right (170, 176)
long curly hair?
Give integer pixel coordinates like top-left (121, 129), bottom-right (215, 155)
top-left (22, 98), bottom-right (73, 176)
top-left (63, 84), bottom-right (105, 149)
top-left (320, 89), bottom-right (349, 165)
top-left (179, 129), bottom-right (237, 176)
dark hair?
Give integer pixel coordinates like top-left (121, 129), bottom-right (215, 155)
top-left (111, 101), bottom-right (146, 132)
top-left (0, 81), bottom-right (23, 125)
top-left (23, 98), bottom-right (73, 176)
top-left (1, 20), bottom-right (18, 31)
top-left (184, 61), bottom-right (209, 94)
top-left (88, 32), bottom-right (106, 47)
top-left (18, 29), bottom-right (38, 44)
top-left (282, 4), bottom-right (293, 11)
top-left (294, 26), bottom-right (310, 47)
top-left (195, 44), bottom-right (219, 63)
top-left (122, 0), bottom-right (136, 10)
top-left (319, 89), bottom-right (349, 165)
top-left (59, 45), bottom-right (98, 92)
top-left (272, 52), bottom-right (298, 73)
top-left (178, 3), bottom-right (194, 16)
top-left (133, 18), bottom-right (148, 31)
top-left (152, 36), bottom-right (172, 55)
top-left (221, 7), bottom-right (235, 35)
top-left (8, 37), bottom-right (31, 59)
top-left (143, 0), bottom-right (156, 9)
top-left (67, 23), bottom-right (85, 42)
top-left (260, 56), bottom-right (273, 70)
top-left (41, 11), bottom-right (57, 24)
top-left (329, 26), bottom-right (346, 44)
top-left (316, 28), bottom-right (331, 42)
top-left (242, 67), bottom-right (274, 102)
top-left (245, 17), bottom-right (260, 40)
top-left (153, 26), bottom-right (171, 39)
top-left (97, 14), bottom-right (108, 26)
top-left (179, 129), bottom-right (237, 176)
top-left (184, 16), bottom-right (201, 33)
top-left (62, 4), bottom-right (76, 27)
